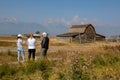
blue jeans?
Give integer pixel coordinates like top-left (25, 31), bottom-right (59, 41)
top-left (17, 48), bottom-right (25, 62)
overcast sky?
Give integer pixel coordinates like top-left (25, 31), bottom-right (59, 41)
top-left (0, 0), bottom-right (120, 36)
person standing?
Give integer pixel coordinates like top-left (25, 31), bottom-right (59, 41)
top-left (27, 34), bottom-right (36, 60)
top-left (41, 32), bottom-right (49, 58)
top-left (16, 34), bottom-right (25, 63)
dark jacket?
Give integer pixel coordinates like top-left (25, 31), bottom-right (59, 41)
top-left (41, 37), bottom-right (49, 49)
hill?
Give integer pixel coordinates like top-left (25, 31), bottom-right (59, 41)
top-left (0, 19), bottom-right (69, 36)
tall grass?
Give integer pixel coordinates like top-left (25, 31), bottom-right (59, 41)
top-left (1, 44), bottom-right (120, 80)
top-left (0, 59), bottom-right (54, 80)
top-left (0, 37), bottom-right (120, 80)
top-left (0, 63), bottom-right (17, 78)
top-left (0, 41), bottom-right (16, 47)
top-left (0, 50), bottom-right (17, 64)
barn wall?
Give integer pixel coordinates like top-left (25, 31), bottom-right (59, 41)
top-left (56, 37), bottom-right (72, 42)
top-left (96, 37), bottom-right (105, 41)
top-left (72, 36), bottom-right (80, 42)
top-left (73, 34), bottom-right (96, 43)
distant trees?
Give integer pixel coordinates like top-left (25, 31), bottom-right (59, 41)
top-left (35, 31), bottom-right (40, 34)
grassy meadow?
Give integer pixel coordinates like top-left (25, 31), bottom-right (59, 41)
top-left (0, 36), bottom-right (120, 80)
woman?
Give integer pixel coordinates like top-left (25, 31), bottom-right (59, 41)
top-left (16, 34), bottom-right (25, 63)
top-left (27, 34), bottom-right (36, 60)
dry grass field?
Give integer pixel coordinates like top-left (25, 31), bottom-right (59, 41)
top-left (0, 36), bottom-right (120, 80)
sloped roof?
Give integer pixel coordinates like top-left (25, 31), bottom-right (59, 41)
top-left (57, 24), bottom-right (95, 37)
top-left (68, 24), bottom-right (93, 33)
top-left (96, 34), bottom-right (105, 38)
top-left (57, 33), bottom-right (79, 37)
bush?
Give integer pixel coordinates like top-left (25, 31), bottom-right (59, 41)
top-left (93, 55), bottom-right (106, 67)
top-left (70, 54), bottom-right (91, 80)
top-left (109, 56), bottom-right (120, 64)
top-left (0, 63), bottom-right (16, 78)
top-left (25, 59), bottom-right (53, 80)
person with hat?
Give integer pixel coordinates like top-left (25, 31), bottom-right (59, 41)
top-left (16, 34), bottom-right (25, 63)
top-left (40, 32), bottom-right (49, 58)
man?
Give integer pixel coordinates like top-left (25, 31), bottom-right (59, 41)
top-left (27, 34), bottom-right (36, 60)
top-left (41, 32), bottom-right (49, 58)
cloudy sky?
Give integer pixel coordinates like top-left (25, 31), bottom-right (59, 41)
top-left (0, 0), bottom-right (120, 36)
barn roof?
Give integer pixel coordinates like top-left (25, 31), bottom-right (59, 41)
top-left (57, 24), bottom-right (95, 37)
top-left (57, 33), bottom-right (79, 37)
top-left (68, 24), bottom-right (94, 33)
top-left (96, 34), bottom-right (105, 38)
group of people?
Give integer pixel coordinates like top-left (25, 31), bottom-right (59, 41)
top-left (16, 32), bottom-right (49, 63)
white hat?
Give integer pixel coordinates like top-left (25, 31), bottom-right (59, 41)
top-left (42, 32), bottom-right (47, 35)
top-left (17, 34), bottom-right (22, 37)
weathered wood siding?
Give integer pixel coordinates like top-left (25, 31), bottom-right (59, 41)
top-left (56, 24), bottom-right (105, 43)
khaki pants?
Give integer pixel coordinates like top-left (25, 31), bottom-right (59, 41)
top-left (41, 48), bottom-right (48, 58)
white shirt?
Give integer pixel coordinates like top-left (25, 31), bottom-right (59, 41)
top-left (27, 38), bottom-right (36, 49)
top-left (17, 39), bottom-right (23, 49)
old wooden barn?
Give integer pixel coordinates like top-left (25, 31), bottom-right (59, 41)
top-left (56, 24), bottom-right (105, 43)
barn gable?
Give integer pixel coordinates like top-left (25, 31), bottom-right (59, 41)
top-left (68, 24), bottom-right (96, 34)
top-left (56, 24), bottom-right (105, 43)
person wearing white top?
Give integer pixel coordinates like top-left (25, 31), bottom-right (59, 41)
top-left (16, 34), bottom-right (25, 62)
top-left (27, 34), bottom-right (36, 60)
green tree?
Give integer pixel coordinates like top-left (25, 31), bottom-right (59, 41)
top-left (35, 31), bottom-right (40, 34)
